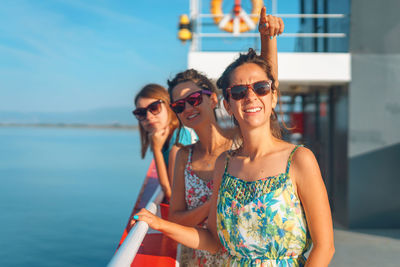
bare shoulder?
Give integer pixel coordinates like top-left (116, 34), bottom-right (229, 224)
top-left (175, 144), bottom-right (192, 161)
top-left (290, 146), bottom-right (322, 184)
top-left (292, 146), bottom-right (318, 167)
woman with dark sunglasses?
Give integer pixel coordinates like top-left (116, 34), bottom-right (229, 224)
top-left (133, 84), bottom-right (196, 201)
top-left (132, 6), bottom-right (334, 267)
top-left (165, 68), bottom-right (232, 266)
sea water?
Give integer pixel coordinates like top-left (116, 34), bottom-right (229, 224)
top-left (0, 127), bottom-right (151, 267)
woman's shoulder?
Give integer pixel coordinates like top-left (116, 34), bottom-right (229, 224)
top-left (289, 145), bottom-right (321, 183)
top-left (175, 143), bottom-right (192, 155)
top-left (291, 145), bottom-right (316, 166)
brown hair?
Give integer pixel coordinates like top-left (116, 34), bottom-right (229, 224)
top-left (134, 83), bottom-right (179, 158)
top-left (167, 69), bottom-right (218, 145)
top-left (217, 48), bottom-right (285, 139)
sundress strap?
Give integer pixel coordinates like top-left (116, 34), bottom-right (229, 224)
top-left (285, 145), bottom-right (303, 175)
top-left (224, 151), bottom-right (231, 173)
top-left (187, 146), bottom-right (193, 163)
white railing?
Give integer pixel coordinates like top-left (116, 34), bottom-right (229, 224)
top-left (197, 33), bottom-right (346, 38)
top-left (108, 186), bottom-right (164, 267)
top-left (198, 13), bottom-right (346, 19)
top-left (189, 8), bottom-right (348, 51)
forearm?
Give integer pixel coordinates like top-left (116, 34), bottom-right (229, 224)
top-left (305, 244), bottom-right (335, 267)
top-left (260, 36), bottom-right (278, 83)
top-left (169, 201), bottom-right (211, 226)
top-left (157, 218), bottom-right (222, 253)
top-left (153, 149), bottom-right (171, 199)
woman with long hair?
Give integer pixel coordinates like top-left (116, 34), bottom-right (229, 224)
top-left (166, 68), bottom-right (232, 266)
top-left (133, 7), bottom-right (334, 267)
top-left (133, 84), bottom-right (195, 201)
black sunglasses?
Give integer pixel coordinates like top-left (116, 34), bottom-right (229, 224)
top-left (227, 80), bottom-right (272, 100)
top-left (170, 90), bottom-right (212, 114)
top-left (132, 100), bottom-right (163, 121)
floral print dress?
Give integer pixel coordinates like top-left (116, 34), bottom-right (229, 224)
top-left (179, 146), bottom-right (226, 267)
top-left (216, 145), bottom-right (311, 266)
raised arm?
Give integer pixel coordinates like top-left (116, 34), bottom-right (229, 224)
top-left (291, 147), bottom-right (335, 267)
top-left (258, 6), bottom-right (284, 86)
top-left (168, 147), bottom-right (211, 226)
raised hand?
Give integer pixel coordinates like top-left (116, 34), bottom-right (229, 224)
top-left (258, 6), bottom-right (284, 39)
top-left (149, 127), bottom-right (170, 152)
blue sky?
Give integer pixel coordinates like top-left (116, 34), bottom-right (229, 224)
top-left (0, 0), bottom-right (298, 113)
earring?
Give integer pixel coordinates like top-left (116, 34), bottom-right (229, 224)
top-left (270, 108), bottom-right (278, 121)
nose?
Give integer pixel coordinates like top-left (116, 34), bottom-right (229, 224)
top-left (145, 110), bottom-right (157, 121)
top-left (183, 101), bottom-right (194, 113)
top-left (244, 85), bottom-right (258, 100)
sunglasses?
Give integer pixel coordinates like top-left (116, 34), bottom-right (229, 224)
top-left (170, 90), bottom-right (212, 114)
top-left (227, 80), bottom-right (272, 100)
top-left (132, 100), bottom-right (163, 121)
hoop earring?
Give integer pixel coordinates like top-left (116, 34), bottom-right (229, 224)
top-left (270, 108), bottom-right (278, 121)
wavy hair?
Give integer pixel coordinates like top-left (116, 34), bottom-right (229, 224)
top-left (134, 83), bottom-right (179, 158)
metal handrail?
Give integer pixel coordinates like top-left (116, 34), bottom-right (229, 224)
top-left (199, 13), bottom-right (346, 19)
top-left (108, 186), bottom-right (164, 267)
top-left (197, 33), bottom-right (346, 38)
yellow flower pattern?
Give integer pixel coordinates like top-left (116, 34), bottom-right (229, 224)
top-left (216, 145), bottom-right (311, 266)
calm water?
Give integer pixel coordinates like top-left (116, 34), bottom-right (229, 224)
top-left (0, 127), bottom-right (151, 267)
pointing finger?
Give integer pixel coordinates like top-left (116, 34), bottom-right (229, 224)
top-left (259, 6), bottom-right (267, 25)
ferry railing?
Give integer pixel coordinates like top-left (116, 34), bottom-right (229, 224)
top-left (189, 12), bottom-right (348, 51)
top-left (108, 186), bottom-right (164, 267)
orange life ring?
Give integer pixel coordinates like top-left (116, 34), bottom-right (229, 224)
top-left (210, 0), bottom-right (264, 33)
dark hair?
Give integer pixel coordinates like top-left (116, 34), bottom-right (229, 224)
top-left (167, 69), bottom-right (218, 145)
top-left (134, 83), bottom-right (179, 158)
top-left (216, 48), bottom-right (283, 139)
top-left (167, 69), bottom-right (218, 96)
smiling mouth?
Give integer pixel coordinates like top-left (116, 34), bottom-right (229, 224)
top-left (187, 113), bottom-right (199, 120)
top-left (243, 107), bottom-right (262, 113)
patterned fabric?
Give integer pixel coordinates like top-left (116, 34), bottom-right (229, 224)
top-left (216, 145), bottom-right (311, 267)
top-left (180, 146), bottom-right (226, 267)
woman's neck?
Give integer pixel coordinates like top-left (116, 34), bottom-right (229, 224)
top-left (240, 124), bottom-right (279, 160)
top-left (194, 122), bottom-right (231, 155)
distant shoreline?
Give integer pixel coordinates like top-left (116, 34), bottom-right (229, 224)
top-left (0, 123), bottom-right (138, 130)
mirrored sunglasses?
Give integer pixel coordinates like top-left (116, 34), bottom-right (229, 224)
top-left (170, 90), bottom-right (212, 114)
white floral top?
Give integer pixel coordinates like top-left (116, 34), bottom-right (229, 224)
top-left (180, 146), bottom-right (226, 267)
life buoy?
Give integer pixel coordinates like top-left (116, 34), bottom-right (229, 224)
top-left (210, 0), bottom-right (264, 33)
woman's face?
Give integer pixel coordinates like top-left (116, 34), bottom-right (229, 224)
top-left (224, 63), bottom-right (277, 129)
top-left (135, 97), bottom-right (170, 133)
top-left (171, 81), bottom-right (217, 129)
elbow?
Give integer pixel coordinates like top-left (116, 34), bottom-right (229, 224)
top-left (325, 241), bottom-right (335, 259)
top-left (329, 244), bottom-right (335, 260)
top-left (311, 242), bottom-right (335, 262)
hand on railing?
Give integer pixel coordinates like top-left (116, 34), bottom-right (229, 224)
top-left (258, 6), bottom-right (284, 39)
top-left (131, 208), bottom-right (163, 231)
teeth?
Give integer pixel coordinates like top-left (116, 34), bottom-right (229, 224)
top-left (244, 107), bottom-right (261, 113)
top-left (187, 113), bottom-right (199, 119)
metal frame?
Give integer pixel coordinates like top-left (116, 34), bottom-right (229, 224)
top-left (189, 0), bottom-right (347, 52)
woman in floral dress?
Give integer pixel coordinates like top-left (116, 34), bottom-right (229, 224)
top-left (133, 7), bottom-right (334, 267)
top-left (167, 68), bottom-right (232, 266)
